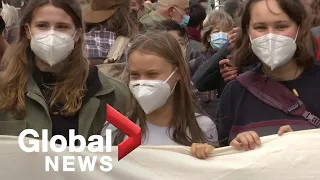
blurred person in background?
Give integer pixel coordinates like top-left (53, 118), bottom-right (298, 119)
top-left (106, 32), bottom-right (218, 159)
top-left (224, 0), bottom-right (246, 26)
top-left (224, 0), bottom-right (240, 20)
top-left (192, 0), bottom-right (244, 91)
top-left (141, 0), bottom-right (205, 61)
top-left (155, 20), bottom-right (189, 53)
top-left (144, 0), bottom-right (158, 10)
top-left (0, 0), bottom-right (129, 142)
top-left (190, 11), bottom-right (233, 119)
top-left (131, 0), bottom-right (144, 12)
top-left (219, 0), bottom-right (255, 82)
top-left (310, 0), bottom-right (320, 28)
top-left (300, 0), bottom-right (320, 28)
top-left (131, 0), bottom-right (151, 20)
top-left (1, 2), bottom-right (20, 44)
top-left (156, 20), bottom-right (203, 61)
top-left (83, 0), bottom-right (138, 65)
top-left (218, 0), bottom-right (319, 149)
top-left (139, 0), bottom-right (190, 31)
top-left (308, 0), bottom-right (320, 60)
top-left (192, 10), bottom-right (238, 97)
top-left (198, 0), bottom-right (213, 14)
top-left (186, 3), bottom-right (206, 42)
top-left (186, 3), bottom-right (206, 60)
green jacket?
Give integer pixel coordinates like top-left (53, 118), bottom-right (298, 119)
top-left (0, 69), bottom-right (129, 140)
top-left (139, 10), bottom-right (165, 32)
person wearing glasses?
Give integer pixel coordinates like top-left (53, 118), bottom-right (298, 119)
top-left (139, 0), bottom-right (190, 31)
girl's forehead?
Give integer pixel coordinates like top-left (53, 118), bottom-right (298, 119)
top-left (128, 51), bottom-right (173, 71)
top-left (31, 4), bottom-right (74, 25)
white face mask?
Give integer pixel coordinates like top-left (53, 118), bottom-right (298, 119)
top-left (30, 30), bottom-right (76, 67)
top-left (250, 29), bottom-right (299, 70)
top-left (129, 70), bottom-right (177, 114)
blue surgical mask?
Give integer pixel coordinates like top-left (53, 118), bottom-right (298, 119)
top-left (180, 15), bottom-right (190, 27)
top-left (210, 32), bottom-right (228, 50)
top-left (173, 6), bottom-right (190, 27)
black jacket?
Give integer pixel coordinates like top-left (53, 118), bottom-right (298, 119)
top-left (192, 44), bottom-right (232, 97)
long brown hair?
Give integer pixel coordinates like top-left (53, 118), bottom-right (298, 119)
top-left (0, 0), bottom-right (89, 119)
top-left (113, 32), bottom-right (208, 146)
top-left (233, 0), bottom-right (317, 69)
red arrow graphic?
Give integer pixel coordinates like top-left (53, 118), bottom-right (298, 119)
top-left (106, 104), bottom-right (141, 160)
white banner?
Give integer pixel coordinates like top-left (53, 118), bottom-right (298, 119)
top-left (0, 129), bottom-right (320, 180)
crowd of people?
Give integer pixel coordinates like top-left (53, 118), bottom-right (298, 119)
top-left (0, 0), bottom-right (319, 160)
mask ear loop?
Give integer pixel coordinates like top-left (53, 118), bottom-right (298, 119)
top-left (249, 35), bottom-right (253, 43)
top-left (72, 30), bottom-right (78, 39)
top-left (164, 68), bottom-right (178, 84)
top-left (164, 68), bottom-right (178, 97)
top-left (70, 30), bottom-right (78, 44)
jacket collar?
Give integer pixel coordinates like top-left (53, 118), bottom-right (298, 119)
top-left (25, 65), bottom-right (116, 139)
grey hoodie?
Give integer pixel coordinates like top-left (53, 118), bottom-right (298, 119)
top-left (312, 26), bottom-right (320, 38)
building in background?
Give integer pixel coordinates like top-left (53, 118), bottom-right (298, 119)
top-left (213, 0), bottom-right (227, 10)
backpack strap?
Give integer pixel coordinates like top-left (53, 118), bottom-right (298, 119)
top-left (236, 71), bottom-right (320, 127)
top-left (104, 36), bottom-right (130, 63)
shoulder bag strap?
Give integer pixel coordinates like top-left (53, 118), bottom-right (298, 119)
top-left (236, 71), bottom-right (320, 127)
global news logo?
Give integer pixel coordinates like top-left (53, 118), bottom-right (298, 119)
top-left (17, 105), bottom-right (141, 172)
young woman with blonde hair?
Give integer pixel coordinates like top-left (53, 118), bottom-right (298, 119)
top-left (107, 31), bottom-right (217, 159)
top-left (0, 0), bottom-right (128, 144)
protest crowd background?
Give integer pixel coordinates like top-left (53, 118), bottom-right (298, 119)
top-left (0, 0), bottom-right (319, 178)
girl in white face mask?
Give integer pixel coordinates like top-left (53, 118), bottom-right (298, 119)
top-left (218, 0), bottom-right (320, 151)
top-left (0, 0), bottom-right (129, 147)
top-left (110, 32), bottom-right (218, 159)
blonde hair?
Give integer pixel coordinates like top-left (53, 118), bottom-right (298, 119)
top-left (201, 10), bottom-right (233, 51)
top-left (113, 32), bottom-right (208, 146)
top-left (0, 0), bottom-right (88, 119)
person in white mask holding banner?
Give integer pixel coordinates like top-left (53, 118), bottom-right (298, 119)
top-left (217, 0), bottom-right (320, 150)
top-left (110, 31), bottom-right (218, 159)
top-left (0, 0), bottom-right (129, 145)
